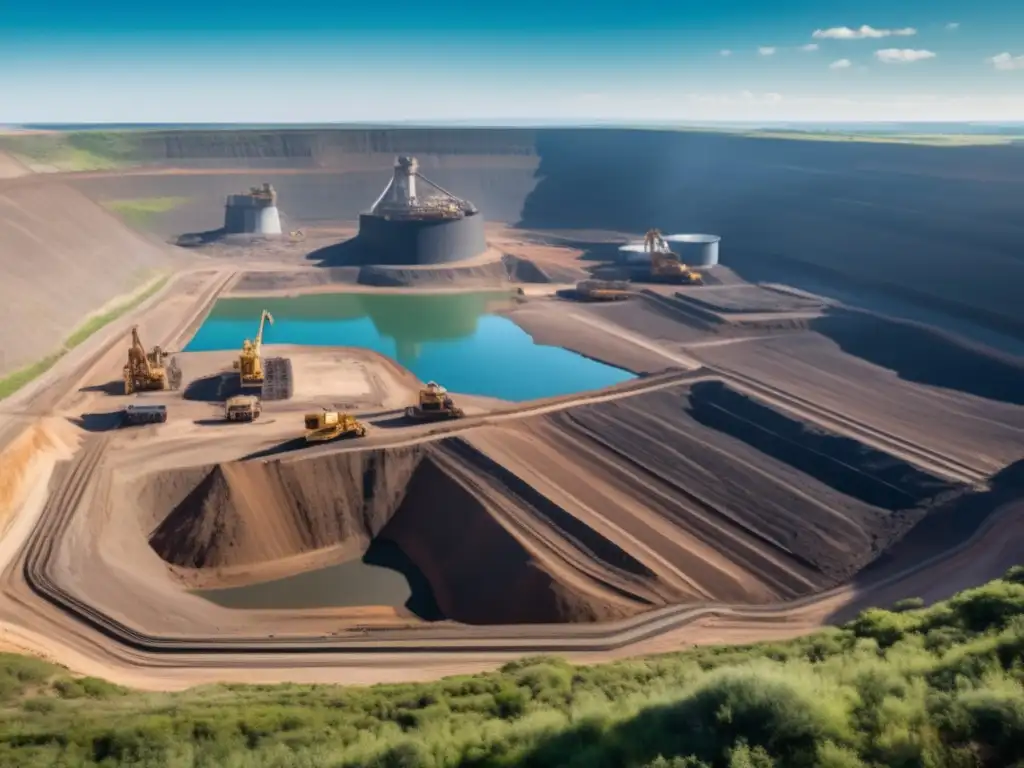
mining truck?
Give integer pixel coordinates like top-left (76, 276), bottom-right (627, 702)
top-left (225, 395), bottom-right (262, 422)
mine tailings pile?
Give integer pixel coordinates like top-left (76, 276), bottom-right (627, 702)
top-left (140, 443), bottom-right (633, 625)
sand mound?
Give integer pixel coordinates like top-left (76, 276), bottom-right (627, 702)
top-left (148, 447), bottom-right (424, 569)
top-left (0, 183), bottom-right (169, 375)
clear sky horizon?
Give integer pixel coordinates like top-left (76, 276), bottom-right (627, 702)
top-left (2, 0), bottom-right (1022, 123)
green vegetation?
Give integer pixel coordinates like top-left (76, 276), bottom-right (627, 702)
top-left (0, 354), bottom-right (64, 401)
top-left (740, 131), bottom-right (1018, 147)
top-left (1, 567), bottom-right (1023, 767)
top-left (0, 132), bottom-right (147, 172)
top-left (103, 196), bottom-right (191, 228)
top-left (0, 274), bottom-right (170, 401)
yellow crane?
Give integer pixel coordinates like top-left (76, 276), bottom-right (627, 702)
top-left (643, 229), bottom-right (703, 285)
top-left (234, 309), bottom-right (274, 389)
top-left (123, 326), bottom-right (169, 395)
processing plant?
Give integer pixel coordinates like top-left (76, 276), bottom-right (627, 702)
top-left (356, 156), bottom-right (488, 265)
top-left (223, 183), bottom-right (283, 236)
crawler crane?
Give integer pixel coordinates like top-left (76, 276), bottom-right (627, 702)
top-left (234, 309), bottom-right (274, 390)
top-left (643, 229), bottom-right (703, 285)
top-left (122, 326), bottom-right (170, 395)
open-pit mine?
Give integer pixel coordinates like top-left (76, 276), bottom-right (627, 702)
top-left (1, 129), bottom-right (1023, 688)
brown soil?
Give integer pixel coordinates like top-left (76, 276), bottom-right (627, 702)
top-left (134, 377), bottom-right (970, 628)
top-left (0, 183), bottom-right (172, 375)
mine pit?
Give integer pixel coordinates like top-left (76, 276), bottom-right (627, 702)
top-left (128, 378), bottom-right (969, 630)
top-left (140, 445), bottom-right (634, 625)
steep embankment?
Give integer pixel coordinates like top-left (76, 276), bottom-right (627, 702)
top-left (66, 127), bottom-right (1024, 336)
top-left (519, 130), bottom-right (1024, 336)
top-left (141, 442), bottom-right (643, 626)
top-left (0, 182), bottom-right (170, 376)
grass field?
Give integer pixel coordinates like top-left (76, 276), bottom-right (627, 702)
top-left (0, 274), bottom-right (170, 401)
top-left (0, 567), bottom-right (1021, 767)
top-left (0, 132), bottom-right (149, 172)
top-left (102, 197), bottom-right (191, 229)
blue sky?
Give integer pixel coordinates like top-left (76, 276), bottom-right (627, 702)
top-left (1, 0), bottom-right (1022, 123)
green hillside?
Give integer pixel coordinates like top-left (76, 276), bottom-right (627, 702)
top-left (1, 567), bottom-right (1023, 767)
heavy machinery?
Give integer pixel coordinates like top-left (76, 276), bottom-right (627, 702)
top-left (123, 326), bottom-right (170, 395)
top-left (225, 395), bottom-right (262, 422)
top-left (121, 404), bottom-right (167, 427)
top-left (234, 309), bottom-right (274, 389)
top-left (405, 382), bottom-right (465, 421)
top-left (304, 411), bottom-right (367, 443)
top-left (288, 229), bottom-right (306, 242)
top-left (575, 280), bottom-right (632, 302)
top-left (644, 229), bottom-right (703, 285)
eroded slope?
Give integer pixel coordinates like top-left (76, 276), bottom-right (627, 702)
top-left (0, 183), bottom-right (169, 375)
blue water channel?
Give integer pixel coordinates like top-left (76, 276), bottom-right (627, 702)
top-left (185, 291), bottom-right (635, 401)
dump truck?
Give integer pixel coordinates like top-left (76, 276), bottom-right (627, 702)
top-left (406, 381), bottom-right (465, 421)
top-left (304, 411), bottom-right (367, 443)
top-left (121, 404), bottom-right (167, 427)
top-left (575, 280), bottom-right (632, 301)
top-left (234, 309), bottom-right (274, 390)
top-left (123, 326), bottom-right (170, 395)
top-left (225, 395), bottom-right (262, 422)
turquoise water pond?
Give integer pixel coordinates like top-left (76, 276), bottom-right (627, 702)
top-left (185, 291), bottom-right (635, 402)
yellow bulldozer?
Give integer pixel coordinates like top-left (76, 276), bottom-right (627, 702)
top-left (123, 326), bottom-right (170, 395)
top-left (304, 411), bottom-right (367, 443)
top-left (644, 229), bottom-right (703, 285)
top-left (405, 382), bottom-right (465, 421)
top-left (234, 309), bottom-right (274, 390)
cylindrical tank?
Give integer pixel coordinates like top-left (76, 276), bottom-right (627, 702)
top-left (223, 196), bottom-right (282, 236)
top-left (356, 211), bottom-right (487, 265)
top-left (663, 234), bottom-right (720, 267)
top-left (617, 242), bottom-right (651, 264)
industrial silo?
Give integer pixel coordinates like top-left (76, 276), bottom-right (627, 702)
top-left (224, 183), bottom-right (283, 236)
top-left (663, 234), bottom-right (720, 267)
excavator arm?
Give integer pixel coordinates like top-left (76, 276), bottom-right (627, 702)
top-left (255, 310), bottom-right (274, 352)
top-left (130, 326), bottom-right (153, 376)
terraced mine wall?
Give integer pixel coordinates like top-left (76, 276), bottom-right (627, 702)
top-left (65, 128), bottom-right (1024, 337)
top-left (6, 127), bottom-right (1024, 377)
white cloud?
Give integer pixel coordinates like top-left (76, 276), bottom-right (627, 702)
top-left (945, 22), bottom-right (960, 31)
top-left (813, 25), bottom-right (917, 40)
top-left (829, 59), bottom-right (852, 69)
top-left (987, 52), bottom-right (1024, 71)
top-left (799, 44), bottom-right (819, 52)
top-left (875, 48), bottom-right (937, 64)
top-left (758, 47), bottom-right (777, 56)
top-left (719, 49), bottom-right (732, 56)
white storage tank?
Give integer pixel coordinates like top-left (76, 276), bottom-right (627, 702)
top-left (663, 234), bottom-right (720, 267)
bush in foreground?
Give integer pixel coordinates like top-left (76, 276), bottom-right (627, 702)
top-left (1, 569), bottom-right (1023, 767)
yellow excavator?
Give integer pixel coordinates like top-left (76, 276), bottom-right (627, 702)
top-left (304, 411), bottom-right (367, 443)
top-left (406, 381), bottom-right (465, 421)
top-left (234, 309), bottom-right (274, 390)
top-left (123, 326), bottom-right (170, 395)
top-left (644, 229), bottom-right (703, 285)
